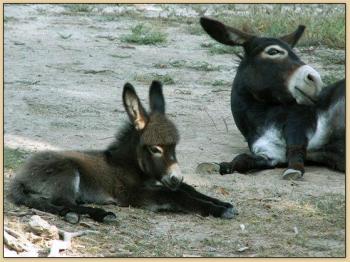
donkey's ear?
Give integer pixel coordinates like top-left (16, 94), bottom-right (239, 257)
top-left (279, 25), bottom-right (305, 48)
top-left (149, 80), bottom-right (165, 114)
top-left (123, 83), bottom-right (148, 131)
top-left (200, 17), bottom-right (253, 46)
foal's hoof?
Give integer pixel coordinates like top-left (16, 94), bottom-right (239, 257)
top-left (64, 212), bottom-right (80, 224)
top-left (103, 212), bottom-right (117, 223)
top-left (221, 207), bottom-right (238, 219)
top-left (282, 169), bottom-right (303, 180)
top-left (195, 162), bottom-right (220, 174)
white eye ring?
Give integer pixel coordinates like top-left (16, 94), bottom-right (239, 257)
top-left (148, 146), bottom-right (163, 156)
top-left (262, 45), bottom-right (288, 59)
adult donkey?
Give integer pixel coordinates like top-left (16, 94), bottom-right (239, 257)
top-left (199, 17), bottom-right (345, 179)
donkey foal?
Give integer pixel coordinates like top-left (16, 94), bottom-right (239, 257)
top-left (10, 81), bottom-right (237, 223)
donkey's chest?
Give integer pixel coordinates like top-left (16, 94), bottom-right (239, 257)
top-left (251, 126), bottom-right (287, 164)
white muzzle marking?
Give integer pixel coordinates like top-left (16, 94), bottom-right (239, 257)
top-left (169, 163), bottom-right (183, 183)
top-left (287, 65), bottom-right (323, 105)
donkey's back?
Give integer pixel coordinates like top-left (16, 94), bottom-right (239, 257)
top-left (11, 149), bottom-right (133, 211)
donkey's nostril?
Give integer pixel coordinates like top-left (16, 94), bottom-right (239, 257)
top-left (171, 176), bottom-right (179, 184)
top-left (306, 74), bottom-right (315, 83)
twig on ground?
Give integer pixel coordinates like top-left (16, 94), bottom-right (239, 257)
top-left (5, 210), bottom-right (33, 217)
top-left (4, 227), bottom-right (38, 256)
top-left (204, 107), bottom-right (218, 130)
top-left (48, 230), bottom-right (98, 257)
top-left (30, 208), bottom-right (57, 217)
top-left (222, 117), bottom-right (229, 133)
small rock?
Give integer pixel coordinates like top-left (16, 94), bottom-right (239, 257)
top-left (237, 246), bottom-right (249, 252)
top-left (28, 215), bottom-right (59, 239)
top-left (293, 226), bottom-right (299, 235)
top-left (240, 224), bottom-right (245, 231)
top-left (26, 232), bottom-right (43, 244)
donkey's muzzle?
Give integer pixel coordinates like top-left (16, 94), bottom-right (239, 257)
top-left (288, 65), bottom-right (323, 105)
top-left (161, 164), bottom-right (184, 190)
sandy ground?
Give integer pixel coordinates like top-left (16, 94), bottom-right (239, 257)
top-left (4, 4), bottom-right (345, 257)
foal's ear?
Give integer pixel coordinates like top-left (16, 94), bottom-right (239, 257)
top-left (149, 80), bottom-right (165, 114)
top-left (123, 83), bottom-right (148, 131)
top-left (200, 17), bottom-right (253, 46)
top-left (279, 25), bottom-right (306, 48)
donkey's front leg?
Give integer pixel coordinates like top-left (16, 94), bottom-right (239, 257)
top-left (219, 153), bottom-right (275, 175)
top-left (282, 144), bottom-right (306, 180)
top-left (135, 187), bottom-right (236, 219)
top-left (179, 183), bottom-right (236, 211)
top-left (283, 116), bottom-right (309, 180)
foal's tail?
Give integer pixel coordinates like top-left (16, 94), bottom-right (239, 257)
top-left (8, 180), bottom-right (66, 215)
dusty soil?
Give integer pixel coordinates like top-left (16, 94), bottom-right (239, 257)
top-left (4, 4), bottom-right (345, 257)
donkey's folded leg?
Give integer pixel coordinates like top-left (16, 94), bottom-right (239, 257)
top-left (73, 206), bottom-right (117, 223)
top-left (52, 198), bottom-right (117, 223)
top-left (133, 187), bottom-right (236, 219)
top-left (219, 153), bottom-right (275, 175)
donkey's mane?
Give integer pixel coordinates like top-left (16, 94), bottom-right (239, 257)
top-left (104, 122), bottom-right (140, 166)
top-left (233, 51), bottom-right (243, 61)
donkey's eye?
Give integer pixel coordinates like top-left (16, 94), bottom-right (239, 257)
top-left (262, 45), bottom-right (288, 60)
top-left (148, 146), bottom-right (163, 155)
top-left (267, 48), bottom-right (280, 56)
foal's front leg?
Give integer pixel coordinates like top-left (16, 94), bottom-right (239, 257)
top-left (178, 183), bottom-right (237, 211)
top-left (134, 186), bottom-right (237, 219)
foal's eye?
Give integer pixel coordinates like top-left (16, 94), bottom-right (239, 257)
top-left (267, 48), bottom-right (280, 56)
top-left (148, 146), bottom-right (163, 155)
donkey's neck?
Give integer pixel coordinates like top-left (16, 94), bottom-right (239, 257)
top-left (231, 81), bottom-right (279, 141)
top-left (105, 123), bottom-right (140, 168)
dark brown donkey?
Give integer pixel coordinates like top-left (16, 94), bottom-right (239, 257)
top-left (10, 81), bottom-right (237, 223)
top-left (198, 17), bottom-right (345, 179)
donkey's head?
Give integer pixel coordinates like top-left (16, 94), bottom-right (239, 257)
top-left (123, 81), bottom-right (182, 190)
top-left (200, 17), bottom-right (323, 105)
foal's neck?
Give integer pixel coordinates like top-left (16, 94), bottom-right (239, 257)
top-left (105, 124), bottom-right (140, 167)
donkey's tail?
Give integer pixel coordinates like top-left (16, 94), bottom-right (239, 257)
top-left (8, 180), bottom-right (66, 215)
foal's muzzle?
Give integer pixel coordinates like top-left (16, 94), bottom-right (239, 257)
top-left (161, 163), bottom-right (184, 190)
top-left (287, 65), bottom-right (323, 105)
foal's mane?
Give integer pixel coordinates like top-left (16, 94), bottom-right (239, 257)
top-left (104, 123), bottom-right (140, 166)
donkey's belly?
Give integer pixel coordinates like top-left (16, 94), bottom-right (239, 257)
top-left (307, 97), bottom-right (345, 151)
top-left (251, 126), bottom-right (287, 165)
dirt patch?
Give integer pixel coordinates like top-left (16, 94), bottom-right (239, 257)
top-left (4, 4), bottom-right (345, 257)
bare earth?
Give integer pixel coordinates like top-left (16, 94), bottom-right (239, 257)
top-left (4, 4), bottom-right (345, 257)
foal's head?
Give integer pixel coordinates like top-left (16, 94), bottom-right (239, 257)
top-left (200, 17), bottom-right (323, 105)
top-left (123, 81), bottom-right (182, 190)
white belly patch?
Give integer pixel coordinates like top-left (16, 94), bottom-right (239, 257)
top-left (73, 170), bottom-right (80, 195)
top-left (252, 126), bottom-right (287, 165)
top-left (307, 98), bottom-right (344, 150)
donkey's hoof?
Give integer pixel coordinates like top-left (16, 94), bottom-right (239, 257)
top-left (195, 162), bottom-right (220, 175)
top-left (282, 169), bottom-right (303, 180)
top-left (221, 207), bottom-right (238, 219)
top-left (219, 162), bottom-right (234, 175)
top-left (103, 212), bottom-right (117, 223)
top-left (64, 212), bottom-right (80, 224)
